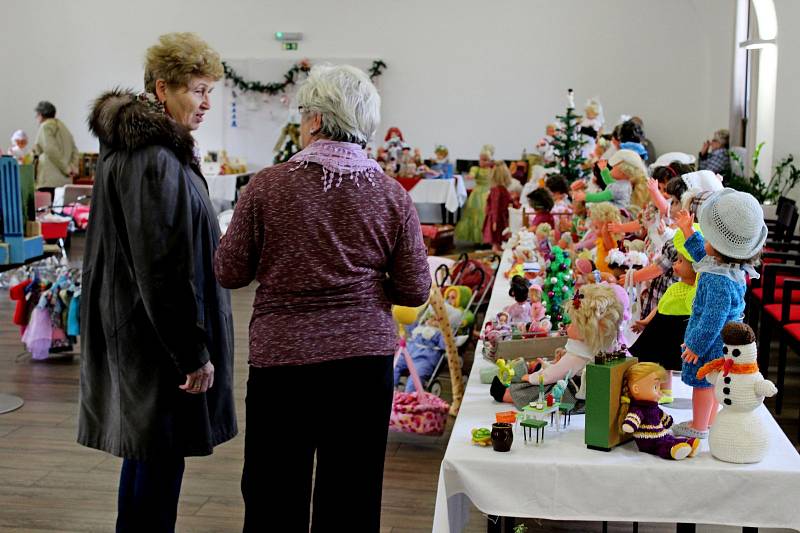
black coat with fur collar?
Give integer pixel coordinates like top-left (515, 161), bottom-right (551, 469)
top-left (78, 89), bottom-right (237, 459)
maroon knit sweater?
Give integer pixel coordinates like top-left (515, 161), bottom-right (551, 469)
top-left (214, 161), bottom-right (431, 367)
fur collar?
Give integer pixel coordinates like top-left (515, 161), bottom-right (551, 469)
top-left (88, 88), bottom-right (195, 163)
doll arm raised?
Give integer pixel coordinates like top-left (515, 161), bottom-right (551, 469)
top-left (600, 167), bottom-right (616, 186)
top-left (647, 178), bottom-right (670, 216)
top-left (683, 231), bottom-right (707, 263)
top-left (584, 190), bottom-right (614, 203)
top-left (608, 221), bottom-right (642, 234)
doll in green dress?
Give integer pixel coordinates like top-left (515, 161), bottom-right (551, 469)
top-left (455, 144), bottom-right (495, 244)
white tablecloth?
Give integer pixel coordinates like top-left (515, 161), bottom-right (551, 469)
top-left (408, 177), bottom-right (467, 213)
top-left (205, 173), bottom-right (248, 203)
top-left (433, 251), bottom-right (800, 533)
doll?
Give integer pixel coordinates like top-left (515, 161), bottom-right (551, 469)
top-left (671, 189), bottom-right (767, 439)
top-left (534, 223), bottom-right (553, 260)
top-left (504, 275), bottom-right (532, 329)
top-left (384, 127), bottom-right (405, 162)
top-left (455, 144), bottom-right (495, 244)
top-left (397, 146), bottom-right (417, 178)
top-left (443, 285), bottom-right (475, 332)
top-left (422, 145), bottom-right (454, 179)
top-left (630, 228), bottom-right (699, 404)
top-left (8, 130), bottom-right (32, 164)
top-left (482, 161), bottom-right (514, 253)
top-left (528, 284), bottom-right (546, 325)
top-left (535, 124), bottom-right (558, 165)
top-left (620, 362), bottom-right (700, 460)
top-left (526, 188), bottom-right (555, 229)
top-left (579, 98), bottom-right (604, 159)
top-left (491, 284), bottom-right (625, 408)
top-left (544, 174), bottom-right (572, 234)
top-left (587, 203), bottom-right (623, 275)
top-left (394, 312), bottom-right (446, 392)
top-left (574, 150), bottom-right (648, 212)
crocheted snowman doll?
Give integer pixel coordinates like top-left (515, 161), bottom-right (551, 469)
top-left (697, 322), bottom-right (777, 463)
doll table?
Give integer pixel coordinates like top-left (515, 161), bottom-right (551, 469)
top-left (433, 250), bottom-right (800, 533)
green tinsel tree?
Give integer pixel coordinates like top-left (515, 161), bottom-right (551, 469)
top-left (548, 91), bottom-right (587, 182)
top-left (540, 246), bottom-right (574, 329)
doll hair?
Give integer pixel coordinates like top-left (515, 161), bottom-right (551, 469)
top-left (527, 188), bottom-right (554, 212)
top-left (614, 160), bottom-right (649, 209)
top-left (563, 283), bottom-right (624, 355)
top-left (588, 202), bottom-right (623, 241)
top-left (490, 161), bottom-right (512, 188)
top-left (665, 175), bottom-right (688, 202)
top-left (434, 144), bottom-right (449, 157)
top-left (651, 162), bottom-right (694, 185)
top-left (545, 174), bottom-right (570, 196)
top-left (585, 98), bottom-right (604, 121)
top-left (619, 362), bottom-right (669, 433)
top-left (619, 120), bottom-right (644, 144)
top-left (508, 275), bottom-right (531, 303)
top-left (480, 144), bottom-right (496, 158)
top-left (611, 124), bottom-right (622, 142)
top-left (535, 222), bottom-right (553, 239)
top-left (384, 127), bottom-right (404, 142)
top-left (624, 239), bottom-right (646, 253)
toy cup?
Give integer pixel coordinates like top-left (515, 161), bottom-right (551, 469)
top-left (491, 422), bottom-right (514, 452)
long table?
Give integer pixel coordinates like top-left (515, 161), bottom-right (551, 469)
top-left (433, 251), bottom-right (800, 533)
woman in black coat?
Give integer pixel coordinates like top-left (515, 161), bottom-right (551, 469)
top-left (78, 33), bottom-right (236, 533)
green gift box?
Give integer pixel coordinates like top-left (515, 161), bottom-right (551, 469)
top-left (584, 356), bottom-right (638, 452)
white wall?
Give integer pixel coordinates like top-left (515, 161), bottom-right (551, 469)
top-left (773, 0), bottom-right (800, 194)
top-left (1, 0), bottom-right (735, 166)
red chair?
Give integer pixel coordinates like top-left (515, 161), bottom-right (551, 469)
top-left (776, 280), bottom-right (800, 433)
top-left (747, 251), bottom-right (800, 341)
top-left (757, 262), bottom-right (800, 378)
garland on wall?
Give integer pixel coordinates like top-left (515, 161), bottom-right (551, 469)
top-left (222, 58), bottom-right (387, 95)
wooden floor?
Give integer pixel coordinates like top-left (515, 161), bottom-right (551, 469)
top-left (0, 238), bottom-right (798, 532)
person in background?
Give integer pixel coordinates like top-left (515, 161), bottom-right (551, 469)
top-left (31, 101), bottom-right (80, 198)
top-left (698, 128), bottom-right (730, 177)
top-left (215, 64), bottom-right (430, 532)
top-left (8, 130), bottom-right (32, 164)
top-left (80, 32), bottom-right (237, 533)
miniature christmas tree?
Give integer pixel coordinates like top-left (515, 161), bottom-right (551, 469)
top-left (273, 121), bottom-right (301, 164)
top-left (548, 88), bottom-right (587, 182)
top-left (541, 246), bottom-right (574, 329)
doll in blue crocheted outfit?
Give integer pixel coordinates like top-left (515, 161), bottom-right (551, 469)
top-left (672, 188), bottom-right (767, 439)
top-left (394, 313), bottom-right (446, 393)
top-left (620, 362), bottom-right (699, 460)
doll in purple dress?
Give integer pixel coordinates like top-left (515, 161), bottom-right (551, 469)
top-left (620, 362), bottom-right (699, 460)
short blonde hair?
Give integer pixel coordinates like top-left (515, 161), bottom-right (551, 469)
top-left (296, 64), bottom-right (381, 146)
top-left (144, 33), bottom-right (223, 93)
top-left (564, 284), bottom-right (623, 355)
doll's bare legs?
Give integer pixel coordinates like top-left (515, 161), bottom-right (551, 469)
top-left (690, 387), bottom-right (718, 431)
top-left (523, 353), bottom-right (588, 386)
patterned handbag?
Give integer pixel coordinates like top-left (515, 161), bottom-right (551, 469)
top-left (390, 340), bottom-right (450, 436)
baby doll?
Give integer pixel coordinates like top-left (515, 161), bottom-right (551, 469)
top-left (620, 362), bottom-right (700, 460)
top-left (671, 189), bottom-right (767, 439)
top-left (480, 311), bottom-right (513, 359)
top-left (535, 123), bottom-right (558, 165)
top-left (491, 284), bottom-right (625, 408)
top-left (423, 145), bottom-right (454, 179)
top-left (8, 130), bottom-right (31, 164)
top-left (545, 174), bottom-right (573, 235)
top-left (579, 98), bottom-right (604, 159)
top-left (483, 161), bottom-right (514, 253)
top-left (504, 275), bottom-right (532, 329)
top-left (443, 285), bottom-right (475, 332)
top-left (528, 284), bottom-right (546, 324)
top-left (630, 227), bottom-right (700, 402)
top-left (394, 312), bottom-right (446, 392)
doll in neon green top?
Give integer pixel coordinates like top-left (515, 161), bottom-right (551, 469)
top-left (628, 225), bottom-right (700, 402)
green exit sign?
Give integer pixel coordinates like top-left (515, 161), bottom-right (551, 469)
top-left (283, 42), bottom-right (298, 51)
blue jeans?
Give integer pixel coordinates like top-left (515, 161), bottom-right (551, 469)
top-left (116, 457), bottom-right (185, 533)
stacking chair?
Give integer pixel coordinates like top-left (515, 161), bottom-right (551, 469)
top-left (776, 280), bottom-right (800, 438)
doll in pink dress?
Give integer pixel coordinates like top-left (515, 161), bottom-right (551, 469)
top-left (504, 275), bottom-right (532, 329)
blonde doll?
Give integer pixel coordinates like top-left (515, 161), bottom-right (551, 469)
top-left (620, 362), bottom-right (700, 460)
top-left (492, 284), bottom-right (625, 407)
top-left (574, 149), bottom-right (648, 212)
top-left (588, 203), bottom-right (623, 275)
top-left (482, 161), bottom-right (514, 253)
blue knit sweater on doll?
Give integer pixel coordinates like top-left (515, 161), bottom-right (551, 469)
top-left (681, 233), bottom-right (746, 388)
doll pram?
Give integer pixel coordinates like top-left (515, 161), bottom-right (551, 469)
top-left (412, 255), bottom-right (499, 397)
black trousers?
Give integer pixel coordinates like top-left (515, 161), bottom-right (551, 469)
top-left (242, 355), bottom-right (394, 533)
top-left (116, 456), bottom-right (185, 533)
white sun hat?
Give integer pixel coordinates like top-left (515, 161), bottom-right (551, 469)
top-left (649, 152), bottom-right (696, 172)
top-left (682, 170), bottom-right (724, 193)
top-left (697, 188), bottom-right (768, 260)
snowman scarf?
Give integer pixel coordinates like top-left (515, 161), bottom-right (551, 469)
top-left (697, 358), bottom-right (759, 380)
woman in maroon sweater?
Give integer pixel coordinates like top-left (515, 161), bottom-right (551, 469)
top-left (214, 64), bottom-right (431, 532)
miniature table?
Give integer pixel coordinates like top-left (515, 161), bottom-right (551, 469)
top-left (433, 250), bottom-right (800, 533)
